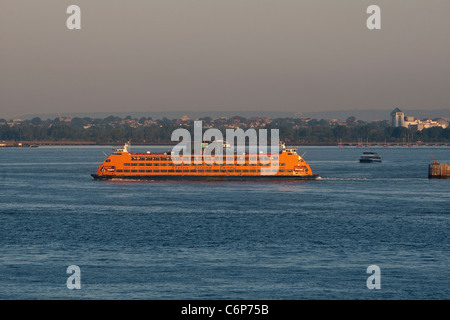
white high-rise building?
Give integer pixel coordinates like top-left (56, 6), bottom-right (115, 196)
top-left (390, 107), bottom-right (448, 129)
top-left (390, 108), bottom-right (405, 127)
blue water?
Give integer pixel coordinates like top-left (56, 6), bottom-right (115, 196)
top-left (0, 146), bottom-right (449, 299)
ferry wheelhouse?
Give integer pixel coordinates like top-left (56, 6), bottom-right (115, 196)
top-left (91, 143), bottom-right (318, 181)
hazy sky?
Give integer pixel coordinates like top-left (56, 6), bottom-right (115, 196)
top-left (1, 0), bottom-right (449, 119)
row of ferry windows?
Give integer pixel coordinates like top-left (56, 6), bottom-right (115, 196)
top-left (123, 163), bottom-right (286, 167)
top-left (130, 156), bottom-right (279, 161)
top-left (116, 169), bottom-right (291, 173)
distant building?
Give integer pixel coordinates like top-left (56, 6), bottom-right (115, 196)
top-left (6, 119), bottom-right (24, 127)
top-left (434, 118), bottom-right (450, 128)
top-left (57, 113), bottom-right (72, 122)
top-left (408, 119), bottom-right (448, 131)
top-left (390, 108), bottom-right (405, 127)
top-left (390, 108), bottom-right (448, 130)
top-left (330, 118), bottom-right (346, 126)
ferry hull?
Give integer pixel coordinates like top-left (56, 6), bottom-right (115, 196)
top-left (91, 174), bottom-right (319, 181)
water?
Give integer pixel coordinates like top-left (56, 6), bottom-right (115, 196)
top-left (0, 146), bottom-right (449, 299)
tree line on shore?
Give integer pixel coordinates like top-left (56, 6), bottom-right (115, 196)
top-left (0, 116), bottom-right (449, 144)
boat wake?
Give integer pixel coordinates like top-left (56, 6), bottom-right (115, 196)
top-left (319, 177), bottom-right (369, 181)
top-left (318, 177), bottom-right (428, 181)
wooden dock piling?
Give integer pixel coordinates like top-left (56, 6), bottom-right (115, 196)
top-left (429, 161), bottom-right (450, 179)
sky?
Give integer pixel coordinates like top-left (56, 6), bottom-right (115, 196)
top-left (1, 0), bottom-right (449, 119)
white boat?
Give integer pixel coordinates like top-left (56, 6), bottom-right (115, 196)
top-left (359, 152), bottom-right (382, 163)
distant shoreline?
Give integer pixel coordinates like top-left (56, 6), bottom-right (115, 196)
top-left (12, 108), bottom-right (450, 123)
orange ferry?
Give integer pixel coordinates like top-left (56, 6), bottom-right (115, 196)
top-left (91, 143), bottom-right (318, 181)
